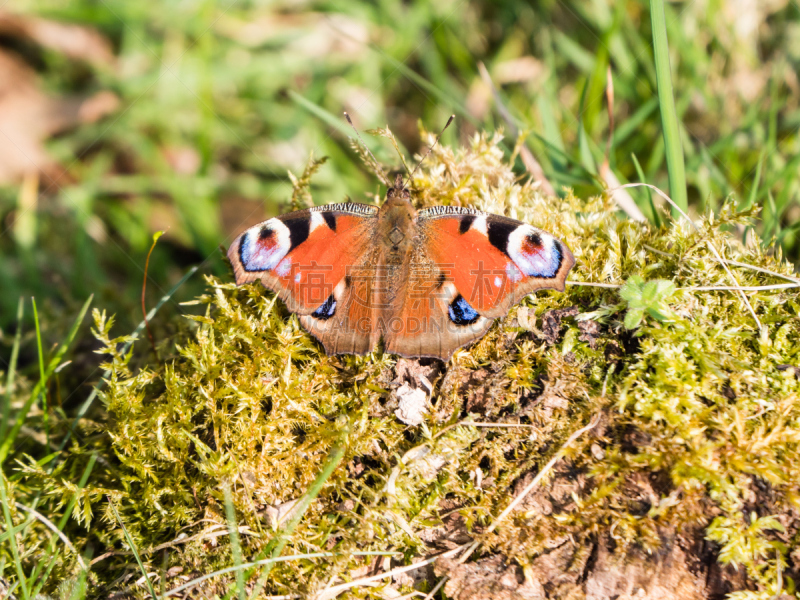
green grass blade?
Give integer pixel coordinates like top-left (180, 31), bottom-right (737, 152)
top-left (1, 298), bottom-right (24, 443)
top-left (378, 52), bottom-right (478, 127)
top-left (109, 498), bottom-right (157, 599)
top-left (66, 568), bottom-right (87, 600)
top-left (650, 0), bottom-right (687, 214)
top-left (0, 466), bottom-right (31, 600)
top-left (224, 484), bottom-right (246, 600)
top-left (612, 97), bottom-right (659, 147)
top-left (31, 298), bottom-right (48, 450)
top-left (287, 90), bottom-right (352, 138)
top-left (0, 295), bottom-right (93, 466)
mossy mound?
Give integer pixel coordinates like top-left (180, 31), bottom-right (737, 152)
top-left (36, 132), bottom-right (800, 598)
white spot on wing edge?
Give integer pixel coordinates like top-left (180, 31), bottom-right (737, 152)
top-left (294, 272), bottom-right (302, 283)
top-left (309, 211), bottom-right (325, 232)
top-left (505, 262), bottom-right (523, 283)
top-left (471, 215), bottom-right (488, 235)
top-left (493, 276), bottom-right (502, 288)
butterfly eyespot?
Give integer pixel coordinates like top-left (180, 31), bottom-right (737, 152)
top-left (311, 295), bottom-right (337, 320)
top-left (238, 220), bottom-right (291, 272)
top-left (507, 228), bottom-right (563, 278)
top-left (448, 294), bottom-right (480, 325)
top-left (523, 232), bottom-right (543, 251)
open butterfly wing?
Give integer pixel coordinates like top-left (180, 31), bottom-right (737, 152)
top-left (418, 207), bottom-right (575, 319)
top-left (228, 203), bottom-right (378, 315)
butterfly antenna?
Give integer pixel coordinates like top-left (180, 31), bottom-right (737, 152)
top-left (344, 112), bottom-right (389, 185)
top-left (405, 114), bottom-right (455, 187)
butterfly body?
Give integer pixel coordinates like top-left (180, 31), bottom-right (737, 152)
top-left (228, 175), bottom-right (575, 360)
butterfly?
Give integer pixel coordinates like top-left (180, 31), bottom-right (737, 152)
top-left (227, 171), bottom-right (575, 360)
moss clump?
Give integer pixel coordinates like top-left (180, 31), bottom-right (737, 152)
top-left (28, 131), bottom-right (800, 598)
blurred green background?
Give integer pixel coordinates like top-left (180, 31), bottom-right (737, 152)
top-left (1, 0), bottom-right (798, 342)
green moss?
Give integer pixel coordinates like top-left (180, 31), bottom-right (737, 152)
top-left (26, 131), bottom-right (800, 597)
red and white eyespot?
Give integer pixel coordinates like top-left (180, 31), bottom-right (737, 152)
top-left (506, 226), bottom-right (563, 279)
top-left (238, 219), bottom-right (292, 272)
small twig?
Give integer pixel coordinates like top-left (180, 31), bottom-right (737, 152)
top-left (569, 280), bottom-right (797, 293)
top-left (642, 244), bottom-right (672, 257)
top-left (644, 244), bottom-right (800, 284)
top-left (567, 281), bottom-right (622, 289)
top-left (682, 283), bottom-right (799, 291)
top-left (314, 547), bottom-right (463, 600)
top-left (164, 552), bottom-right (396, 598)
top-left (89, 524), bottom-right (256, 566)
top-left (477, 62), bottom-right (556, 196)
top-left (15, 502), bottom-right (87, 571)
top-left (433, 420), bottom-right (535, 440)
top-left (707, 257), bottom-right (800, 284)
top-left (422, 575), bottom-right (448, 599)
top-left (610, 183), bottom-right (763, 331)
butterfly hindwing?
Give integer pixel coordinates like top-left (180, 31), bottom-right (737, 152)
top-left (298, 255), bottom-right (384, 356)
top-left (382, 254), bottom-right (494, 359)
top-left (417, 207), bottom-right (575, 319)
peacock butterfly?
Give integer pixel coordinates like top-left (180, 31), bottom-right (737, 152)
top-left (227, 123), bottom-right (575, 360)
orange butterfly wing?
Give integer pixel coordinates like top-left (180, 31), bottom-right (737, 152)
top-left (227, 203), bottom-right (378, 315)
top-left (418, 207), bottom-right (575, 319)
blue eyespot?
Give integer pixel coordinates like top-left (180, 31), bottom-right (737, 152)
top-left (312, 295), bottom-right (337, 320)
top-left (448, 295), bottom-right (479, 325)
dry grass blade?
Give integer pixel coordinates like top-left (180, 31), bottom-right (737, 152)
top-left (600, 67), bottom-right (646, 222)
top-left (14, 503), bottom-right (87, 571)
top-left (0, 11), bottom-right (115, 66)
top-left (601, 167), bottom-right (647, 222)
top-left (313, 547), bottom-right (464, 600)
top-left (567, 281), bottom-right (622, 288)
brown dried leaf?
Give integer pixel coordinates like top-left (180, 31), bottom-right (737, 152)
top-left (0, 23), bottom-right (118, 185)
top-left (0, 11), bottom-right (116, 66)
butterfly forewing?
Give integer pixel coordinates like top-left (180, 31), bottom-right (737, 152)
top-left (417, 206), bottom-right (575, 319)
top-left (227, 203), bottom-right (379, 315)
